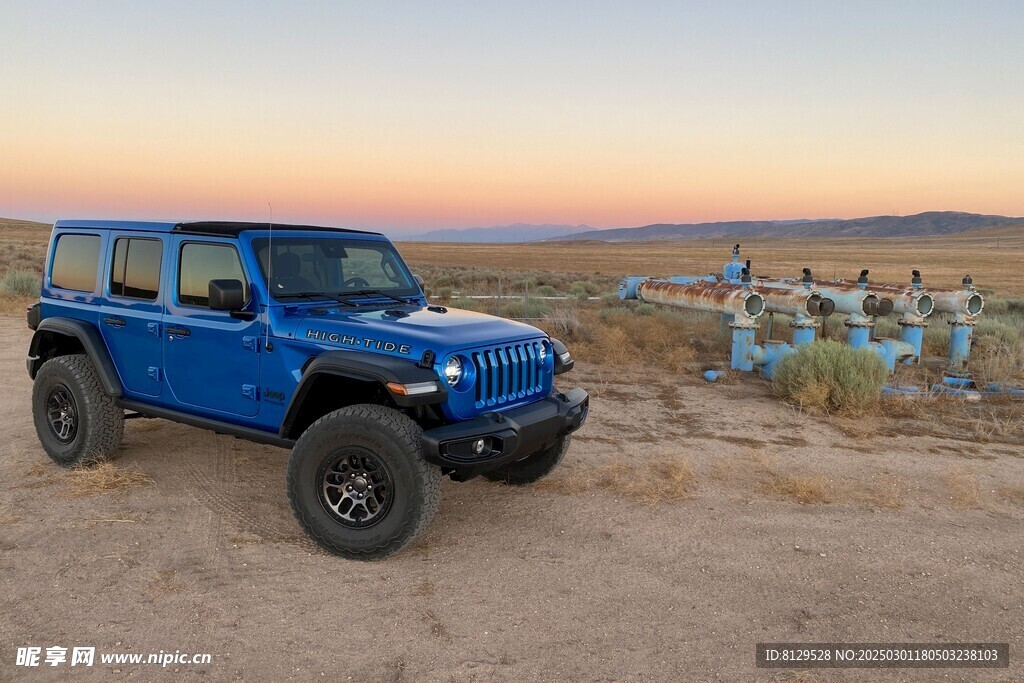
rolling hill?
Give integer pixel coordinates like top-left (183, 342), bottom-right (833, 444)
top-left (548, 212), bottom-right (1024, 242)
top-left (405, 223), bottom-right (594, 242)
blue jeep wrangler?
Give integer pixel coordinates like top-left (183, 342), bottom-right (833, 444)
top-left (26, 220), bottom-right (588, 559)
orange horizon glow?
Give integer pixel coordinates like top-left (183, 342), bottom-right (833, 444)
top-left (2, 3), bottom-right (1022, 234)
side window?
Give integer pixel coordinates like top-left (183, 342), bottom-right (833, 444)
top-left (51, 234), bottom-right (101, 292)
top-left (110, 238), bottom-right (163, 300)
top-left (178, 243), bottom-right (248, 308)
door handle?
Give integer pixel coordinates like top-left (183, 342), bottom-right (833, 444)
top-left (103, 317), bottom-right (126, 328)
top-left (166, 326), bottom-right (191, 337)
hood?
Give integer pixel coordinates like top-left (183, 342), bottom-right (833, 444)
top-left (278, 304), bottom-right (546, 359)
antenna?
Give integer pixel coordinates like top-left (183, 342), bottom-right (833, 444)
top-left (265, 202), bottom-right (273, 352)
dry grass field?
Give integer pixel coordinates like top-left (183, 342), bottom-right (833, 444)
top-left (2, 218), bottom-right (1023, 680)
top-left (398, 229), bottom-right (1024, 297)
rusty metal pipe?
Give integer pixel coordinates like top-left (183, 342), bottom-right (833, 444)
top-left (825, 279), bottom-right (979, 316)
top-left (756, 279), bottom-right (891, 318)
top-left (929, 290), bottom-right (984, 317)
top-left (757, 287), bottom-right (834, 318)
top-left (814, 280), bottom-right (934, 317)
top-left (636, 279), bottom-right (765, 318)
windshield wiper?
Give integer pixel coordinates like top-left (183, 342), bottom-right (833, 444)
top-left (275, 291), bottom-right (358, 307)
top-left (336, 289), bottom-right (417, 305)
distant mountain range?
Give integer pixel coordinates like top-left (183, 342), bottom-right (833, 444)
top-left (404, 223), bottom-right (594, 242)
top-left (6, 212), bottom-right (1022, 243)
top-left (547, 212), bottom-right (1024, 242)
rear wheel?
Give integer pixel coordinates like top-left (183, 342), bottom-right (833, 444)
top-left (32, 354), bottom-right (124, 467)
top-left (483, 436), bottom-right (571, 485)
top-left (287, 404), bottom-right (441, 560)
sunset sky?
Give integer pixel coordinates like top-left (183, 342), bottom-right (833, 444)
top-left (2, 1), bottom-right (1022, 236)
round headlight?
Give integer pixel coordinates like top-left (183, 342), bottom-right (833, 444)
top-left (539, 343), bottom-right (548, 363)
top-left (444, 356), bottom-right (463, 386)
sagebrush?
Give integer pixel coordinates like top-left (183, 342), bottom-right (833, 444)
top-left (772, 340), bottom-right (888, 415)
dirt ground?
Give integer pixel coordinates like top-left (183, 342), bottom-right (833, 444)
top-left (1, 313), bottom-right (1022, 682)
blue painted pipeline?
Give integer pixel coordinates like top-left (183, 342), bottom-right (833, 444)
top-left (846, 324), bottom-right (872, 349)
top-left (730, 325), bottom-right (758, 372)
top-left (947, 318), bottom-right (974, 376)
top-left (617, 276), bottom-right (648, 300)
top-left (897, 322), bottom-right (925, 365)
top-left (729, 324), bottom-right (796, 378)
top-left (723, 244), bottom-right (745, 282)
top-left (668, 275), bottom-right (719, 285)
top-left (791, 323), bottom-right (816, 346)
top-left (619, 274), bottom-right (728, 300)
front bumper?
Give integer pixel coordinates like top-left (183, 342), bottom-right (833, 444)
top-left (421, 387), bottom-right (589, 480)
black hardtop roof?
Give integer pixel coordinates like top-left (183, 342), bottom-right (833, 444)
top-left (173, 221), bottom-right (382, 237)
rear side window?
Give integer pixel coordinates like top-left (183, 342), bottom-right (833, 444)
top-left (178, 243), bottom-right (248, 308)
top-left (51, 234), bottom-right (101, 292)
top-left (110, 238), bottom-right (163, 300)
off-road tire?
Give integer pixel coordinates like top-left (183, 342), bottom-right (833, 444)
top-left (483, 436), bottom-right (571, 486)
top-left (32, 354), bottom-right (124, 467)
top-left (287, 404), bottom-right (442, 560)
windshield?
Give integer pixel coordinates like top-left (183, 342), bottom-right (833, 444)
top-left (251, 236), bottom-right (420, 300)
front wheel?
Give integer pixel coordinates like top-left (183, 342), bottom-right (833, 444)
top-left (287, 404), bottom-right (442, 560)
top-left (483, 436), bottom-right (571, 486)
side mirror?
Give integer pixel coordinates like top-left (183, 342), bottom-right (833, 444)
top-left (209, 279), bottom-right (246, 311)
top-left (414, 274), bottom-right (425, 288)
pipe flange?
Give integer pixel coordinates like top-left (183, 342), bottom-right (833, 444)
top-left (789, 318), bottom-right (821, 329)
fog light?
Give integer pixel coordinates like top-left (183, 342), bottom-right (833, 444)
top-left (444, 437), bottom-right (495, 459)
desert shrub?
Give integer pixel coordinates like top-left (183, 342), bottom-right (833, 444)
top-left (974, 318), bottom-right (1021, 347)
top-left (575, 308), bottom-right (699, 372)
top-left (1, 269), bottom-right (40, 297)
top-left (540, 305), bottom-right (587, 343)
top-left (820, 315), bottom-right (847, 342)
top-left (434, 286), bottom-right (453, 302)
top-left (571, 279), bottom-right (602, 296)
top-left (922, 317), bottom-right (951, 356)
top-left (534, 284), bottom-right (558, 297)
top-left (772, 340), bottom-right (888, 415)
top-left (634, 303), bottom-right (657, 316)
top-left (451, 296), bottom-right (487, 313)
top-left (972, 337), bottom-right (1024, 385)
top-left (500, 297), bottom-right (551, 319)
top-left (982, 297), bottom-right (1024, 316)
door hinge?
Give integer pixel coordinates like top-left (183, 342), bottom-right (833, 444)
top-left (242, 384), bottom-right (258, 401)
top-left (147, 367), bottom-right (161, 382)
top-left (242, 335), bottom-right (260, 353)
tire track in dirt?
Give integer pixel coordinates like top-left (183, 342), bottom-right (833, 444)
top-left (168, 427), bottom-right (314, 550)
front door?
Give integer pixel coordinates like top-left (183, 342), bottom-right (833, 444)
top-left (163, 237), bottom-right (261, 418)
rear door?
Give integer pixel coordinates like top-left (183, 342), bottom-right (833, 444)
top-left (162, 237), bottom-right (261, 418)
top-left (99, 233), bottom-right (165, 397)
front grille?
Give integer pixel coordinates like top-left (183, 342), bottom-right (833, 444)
top-left (471, 341), bottom-right (546, 409)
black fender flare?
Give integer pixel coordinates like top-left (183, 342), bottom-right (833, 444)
top-left (27, 318), bottom-right (123, 398)
top-left (279, 350), bottom-right (447, 439)
top-left (550, 337), bottom-right (575, 375)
